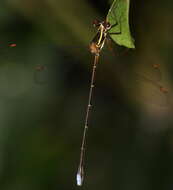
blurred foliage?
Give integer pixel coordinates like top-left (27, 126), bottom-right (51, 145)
top-left (0, 0), bottom-right (173, 190)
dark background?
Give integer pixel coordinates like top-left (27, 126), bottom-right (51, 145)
top-left (0, 0), bottom-right (173, 189)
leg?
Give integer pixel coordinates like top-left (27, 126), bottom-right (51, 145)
top-left (110, 22), bottom-right (118, 29)
top-left (109, 18), bottom-right (122, 35)
top-left (109, 31), bottom-right (121, 35)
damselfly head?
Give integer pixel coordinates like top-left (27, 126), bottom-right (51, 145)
top-left (102, 21), bottom-right (111, 30)
top-left (92, 19), bottom-right (101, 27)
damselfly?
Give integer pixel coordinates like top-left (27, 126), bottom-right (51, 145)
top-left (76, 19), bottom-right (124, 186)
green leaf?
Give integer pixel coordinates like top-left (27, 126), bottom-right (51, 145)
top-left (107, 0), bottom-right (135, 49)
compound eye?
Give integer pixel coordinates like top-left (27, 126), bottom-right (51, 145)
top-left (106, 22), bottom-right (111, 28)
top-left (92, 19), bottom-right (100, 27)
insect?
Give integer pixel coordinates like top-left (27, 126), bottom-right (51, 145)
top-left (76, 17), bottom-right (130, 186)
top-left (76, 18), bottom-right (132, 186)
